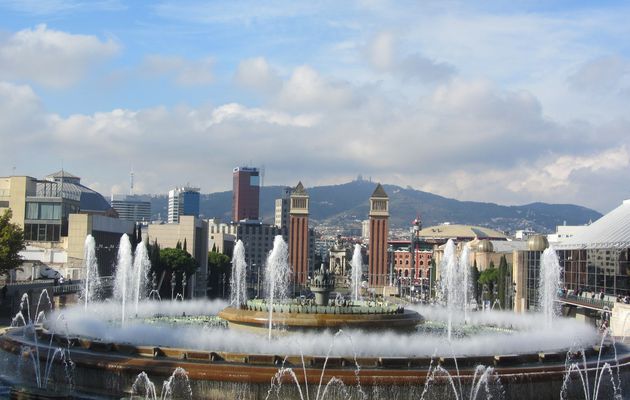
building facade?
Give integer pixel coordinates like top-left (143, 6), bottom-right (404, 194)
top-left (289, 182), bottom-right (310, 285)
top-left (368, 184), bottom-right (389, 287)
top-left (111, 194), bottom-right (151, 223)
top-left (232, 167), bottom-right (260, 222)
top-left (0, 172), bottom-right (132, 283)
top-left (148, 216), bottom-right (209, 298)
top-left (274, 186), bottom-right (292, 229)
top-left (168, 186), bottom-right (200, 224)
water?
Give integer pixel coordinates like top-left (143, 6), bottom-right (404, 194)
top-left (131, 367), bottom-right (192, 400)
top-left (460, 244), bottom-right (471, 323)
top-left (114, 234), bottom-right (133, 325)
top-left (83, 235), bottom-right (99, 309)
top-left (440, 240), bottom-right (472, 341)
top-left (230, 240), bottom-right (248, 307)
top-left (133, 241), bottom-right (151, 315)
top-left (350, 244), bottom-right (363, 302)
top-left (539, 246), bottom-right (561, 328)
top-left (264, 236), bottom-right (290, 340)
top-left (560, 330), bottom-right (623, 399)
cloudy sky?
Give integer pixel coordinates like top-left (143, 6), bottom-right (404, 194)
top-left (0, 1), bottom-right (629, 213)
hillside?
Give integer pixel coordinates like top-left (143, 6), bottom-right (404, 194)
top-left (133, 180), bottom-right (601, 234)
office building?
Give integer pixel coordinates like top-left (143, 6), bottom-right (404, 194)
top-left (274, 187), bottom-right (292, 229)
top-left (111, 194), bottom-right (151, 223)
top-left (168, 186), bottom-right (200, 223)
top-left (232, 167), bottom-right (260, 222)
top-left (0, 171), bottom-right (133, 282)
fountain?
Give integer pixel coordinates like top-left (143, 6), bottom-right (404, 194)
top-left (219, 236), bottom-right (423, 335)
top-left (133, 240), bottom-right (151, 315)
top-left (113, 234), bottom-right (133, 325)
top-left (229, 240), bottom-right (248, 307)
top-left (440, 239), bottom-right (473, 341)
top-left (82, 234), bottom-right (99, 309)
top-left (350, 244), bottom-right (363, 302)
top-left (539, 246), bottom-right (561, 328)
top-left (0, 233), bottom-right (628, 399)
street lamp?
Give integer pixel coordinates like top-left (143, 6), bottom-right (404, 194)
top-left (410, 216), bottom-right (422, 299)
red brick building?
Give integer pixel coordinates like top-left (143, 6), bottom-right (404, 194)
top-left (368, 184), bottom-right (389, 287)
top-left (289, 182), bottom-right (309, 285)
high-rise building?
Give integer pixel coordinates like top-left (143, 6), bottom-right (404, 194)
top-left (368, 184), bottom-right (389, 287)
top-left (289, 182), bottom-right (309, 285)
top-left (111, 194), bottom-right (151, 223)
top-left (168, 186), bottom-right (200, 224)
top-left (232, 167), bottom-right (260, 222)
top-left (274, 187), bottom-right (292, 229)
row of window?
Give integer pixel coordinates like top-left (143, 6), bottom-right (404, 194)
top-left (24, 223), bottom-right (61, 242)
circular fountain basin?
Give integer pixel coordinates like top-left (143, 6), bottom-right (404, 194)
top-left (1, 300), bottom-right (629, 400)
top-left (218, 300), bottom-right (423, 333)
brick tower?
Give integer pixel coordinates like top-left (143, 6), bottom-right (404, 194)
top-left (289, 182), bottom-right (309, 285)
top-left (368, 183), bottom-right (389, 287)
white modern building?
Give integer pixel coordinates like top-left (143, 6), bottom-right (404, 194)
top-left (168, 186), bottom-right (200, 223)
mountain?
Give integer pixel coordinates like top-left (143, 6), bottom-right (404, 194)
top-left (132, 180), bottom-right (602, 234)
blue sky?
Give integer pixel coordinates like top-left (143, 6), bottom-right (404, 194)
top-left (1, 1), bottom-right (629, 213)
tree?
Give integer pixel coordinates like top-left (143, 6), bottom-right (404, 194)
top-left (131, 224), bottom-right (138, 251)
top-left (0, 209), bottom-right (25, 276)
top-left (207, 250), bottom-right (231, 299)
top-left (183, 238), bottom-right (187, 252)
top-left (176, 240), bottom-right (182, 250)
top-left (470, 263), bottom-right (480, 303)
top-left (159, 247), bottom-right (198, 299)
top-left (478, 261), bottom-right (498, 302)
top-left (160, 247), bottom-right (198, 277)
top-left (429, 258), bottom-right (437, 299)
top-left (136, 223), bottom-right (143, 246)
top-left (497, 255), bottom-right (509, 308)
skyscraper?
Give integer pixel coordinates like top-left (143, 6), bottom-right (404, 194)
top-left (368, 184), bottom-right (389, 287)
top-left (111, 194), bottom-right (151, 223)
top-left (232, 167), bottom-right (260, 222)
top-left (274, 186), bottom-right (292, 229)
top-left (168, 186), bottom-right (200, 223)
top-left (289, 182), bottom-right (309, 285)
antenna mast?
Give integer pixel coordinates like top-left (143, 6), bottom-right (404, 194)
top-left (130, 169), bottom-right (134, 196)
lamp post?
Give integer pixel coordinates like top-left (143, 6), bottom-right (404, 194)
top-left (410, 216), bottom-right (422, 299)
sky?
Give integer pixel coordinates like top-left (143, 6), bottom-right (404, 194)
top-left (0, 1), bottom-right (629, 213)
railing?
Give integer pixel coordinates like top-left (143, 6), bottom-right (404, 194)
top-left (557, 293), bottom-right (614, 310)
top-left (7, 280), bottom-right (54, 287)
top-left (52, 284), bottom-right (83, 295)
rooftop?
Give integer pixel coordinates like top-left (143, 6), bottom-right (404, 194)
top-left (418, 224), bottom-right (507, 240)
top-left (555, 199), bottom-right (630, 249)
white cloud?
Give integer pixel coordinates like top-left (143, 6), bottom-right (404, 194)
top-left (207, 103), bottom-right (319, 128)
top-left (276, 65), bottom-right (357, 111)
top-left (233, 57), bottom-right (281, 93)
top-left (509, 146), bottom-right (630, 194)
top-left (0, 24), bottom-right (119, 88)
top-left (140, 55), bottom-right (214, 86)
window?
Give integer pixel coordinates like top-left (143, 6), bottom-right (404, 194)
top-left (26, 203), bottom-right (38, 219)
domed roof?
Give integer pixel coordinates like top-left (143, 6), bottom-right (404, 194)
top-left (527, 235), bottom-right (549, 251)
top-left (476, 239), bottom-right (494, 253)
top-left (418, 224), bottom-right (507, 240)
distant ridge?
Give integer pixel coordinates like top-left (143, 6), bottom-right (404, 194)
top-left (134, 180), bottom-right (602, 234)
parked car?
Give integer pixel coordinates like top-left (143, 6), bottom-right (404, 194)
top-left (39, 267), bottom-right (62, 280)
